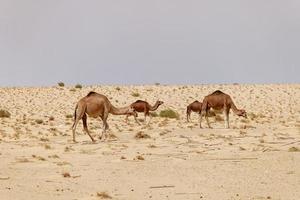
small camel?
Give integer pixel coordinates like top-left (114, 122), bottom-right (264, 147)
top-left (200, 90), bottom-right (247, 128)
top-left (186, 100), bottom-right (202, 122)
top-left (126, 100), bottom-right (164, 124)
top-left (71, 91), bottom-right (136, 142)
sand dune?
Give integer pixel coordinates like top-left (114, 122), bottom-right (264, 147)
top-left (0, 84), bottom-right (299, 199)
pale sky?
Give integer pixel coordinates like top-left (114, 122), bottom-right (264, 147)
top-left (0, 0), bottom-right (299, 86)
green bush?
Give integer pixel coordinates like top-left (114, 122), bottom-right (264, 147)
top-left (159, 109), bottom-right (179, 119)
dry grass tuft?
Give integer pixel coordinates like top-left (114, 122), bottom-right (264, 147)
top-left (214, 115), bottom-right (224, 122)
top-left (136, 155), bottom-right (145, 160)
top-left (288, 147), bottom-right (300, 152)
top-left (97, 192), bottom-right (112, 199)
top-left (159, 109), bottom-right (179, 119)
top-left (35, 119), bottom-right (43, 124)
top-left (0, 109), bottom-right (11, 118)
top-left (62, 172), bottom-right (71, 178)
top-left (75, 84), bottom-right (82, 89)
top-left (135, 131), bottom-right (151, 139)
top-left (65, 114), bottom-right (73, 119)
top-left (58, 82), bottom-right (65, 87)
top-left (131, 92), bottom-right (140, 97)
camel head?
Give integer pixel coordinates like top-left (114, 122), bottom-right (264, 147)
top-left (156, 100), bottom-right (164, 106)
top-left (237, 109), bottom-right (247, 118)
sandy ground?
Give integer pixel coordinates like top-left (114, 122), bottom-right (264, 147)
top-left (0, 84), bottom-right (299, 200)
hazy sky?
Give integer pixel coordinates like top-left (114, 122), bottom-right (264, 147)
top-left (1, 0), bottom-right (299, 86)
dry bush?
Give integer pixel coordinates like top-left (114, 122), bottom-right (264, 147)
top-left (150, 112), bottom-right (158, 117)
top-left (75, 84), bottom-right (82, 89)
top-left (288, 147), bottom-right (300, 152)
top-left (66, 114), bottom-right (73, 119)
top-left (214, 115), bottom-right (224, 122)
top-left (35, 119), bottom-right (43, 124)
top-left (159, 109), bottom-right (179, 119)
top-left (115, 87), bottom-right (121, 91)
top-left (58, 82), bottom-right (65, 87)
top-left (131, 92), bottom-right (140, 97)
top-left (135, 131), bottom-right (151, 139)
top-left (0, 109), bottom-right (11, 118)
top-left (97, 192), bottom-right (112, 199)
top-left (62, 172), bottom-right (71, 178)
top-left (136, 155), bottom-right (145, 160)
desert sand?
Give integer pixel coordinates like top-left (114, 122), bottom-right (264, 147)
top-left (0, 84), bottom-right (299, 200)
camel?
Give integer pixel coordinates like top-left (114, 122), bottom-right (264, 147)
top-left (199, 90), bottom-right (247, 129)
top-left (186, 100), bottom-right (203, 122)
top-left (126, 100), bottom-right (164, 124)
top-left (71, 91), bottom-right (137, 142)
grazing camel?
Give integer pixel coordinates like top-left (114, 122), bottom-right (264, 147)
top-left (126, 100), bottom-right (164, 124)
top-left (186, 100), bottom-right (203, 122)
top-left (199, 90), bottom-right (247, 129)
top-left (71, 91), bottom-right (136, 142)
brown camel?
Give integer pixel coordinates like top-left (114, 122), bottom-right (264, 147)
top-left (126, 100), bottom-right (164, 124)
top-left (72, 91), bottom-right (136, 142)
top-left (200, 90), bottom-right (247, 128)
top-left (186, 100), bottom-right (203, 122)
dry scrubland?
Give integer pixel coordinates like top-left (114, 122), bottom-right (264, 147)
top-left (0, 84), bottom-right (299, 200)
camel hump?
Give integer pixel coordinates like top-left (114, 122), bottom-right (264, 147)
top-left (211, 90), bottom-right (224, 95)
top-left (193, 100), bottom-right (200, 103)
top-left (87, 91), bottom-right (97, 97)
top-left (135, 100), bottom-right (145, 103)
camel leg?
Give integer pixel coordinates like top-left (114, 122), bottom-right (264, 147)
top-left (72, 104), bottom-right (85, 143)
top-left (100, 113), bottom-right (109, 140)
top-left (224, 109), bottom-right (230, 129)
top-left (205, 114), bottom-right (211, 128)
top-left (134, 113), bottom-right (140, 125)
top-left (147, 114), bottom-right (152, 125)
top-left (199, 112), bottom-right (204, 128)
top-left (82, 114), bottom-right (95, 142)
top-left (125, 114), bottom-right (129, 124)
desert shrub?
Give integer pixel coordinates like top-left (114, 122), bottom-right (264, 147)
top-left (150, 112), bottom-right (158, 117)
top-left (154, 82), bottom-right (160, 86)
top-left (0, 109), bottom-right (11, 118)
top-left (66, 114), bottom-right (73, 119)
top-left (215, 115), bottom-right (224, 122)
top-left (35, 119), bottom-right (43, 124)
top-left (97, 192), bottom-right (112, 199)
top-left (58, 82), bottom-right (65, 87)
top-left (131, 92), bottom-right (140, 97)
top-left (75, 84), bottom-right (82, 89)
top-left (135, 131), bottom-right (151, 139)
top-left (115, 87), bottom-right (121, 91)
top-left (159, 109), bottom-right (179, 119)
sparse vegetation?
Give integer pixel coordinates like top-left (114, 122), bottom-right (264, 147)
top-left (131, 92), bottom-right (140, 97)
top-left (75, 84), bottom-right (82, 89)
top-left (150, 112), bottom-right (158, 117)
top-left (159, 109), bottom-right (179, 119)
top-left (58, 82), bottom-right (65, 87)
top-left (35, 119), bottom-right (43, 124)
top-left (62, 172), bottom-right (71, 178)
top-left (66, 114), bottom-right (73, 119)
top-left (97, 192), bottom-right (112, 199)
top-left (288, 147), bottom-right (300, 152)
top-left (0, 109), bottom-right (11, 118)
top-left (115, 87), bottom-right (121, 91)
top-left (136, 155), bottom-right (145, 160)
top-left (135, 131), bottom-right (151, 139)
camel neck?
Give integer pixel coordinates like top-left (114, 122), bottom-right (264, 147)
top-left (110, 105), bottom-right (129, 115)
top-left (149, 102), bottom-right (160, 111)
